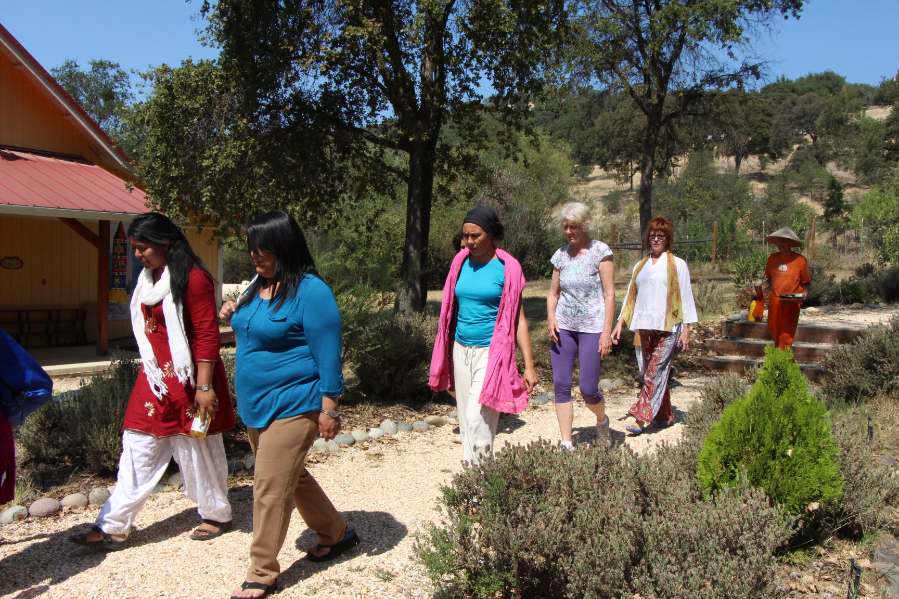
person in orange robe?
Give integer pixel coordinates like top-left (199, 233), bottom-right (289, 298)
top-left (763, 227), bottom-right (812, 349)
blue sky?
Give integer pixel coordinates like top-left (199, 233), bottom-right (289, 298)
top-left (2, 0), bottom-right (897, 86)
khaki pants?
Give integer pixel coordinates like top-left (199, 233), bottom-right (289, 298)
top-left (246, 413), bottom-right (346, 585)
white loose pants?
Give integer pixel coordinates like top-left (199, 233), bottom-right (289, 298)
top-left (96, 430), bottom-right (232, 535)
top-left (452, 343), bottom-right (500, 465)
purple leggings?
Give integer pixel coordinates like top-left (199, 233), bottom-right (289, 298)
top-left (550, 329), bottom-right (603, 404)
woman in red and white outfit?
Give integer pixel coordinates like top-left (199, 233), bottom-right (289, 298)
top-left (71, 212), bottom-right (235, 549)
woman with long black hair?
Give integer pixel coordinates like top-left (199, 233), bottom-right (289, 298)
top-left (220, 211), bottom-right (357, 599)
top-left (71, 212), bottom-right (235, 548)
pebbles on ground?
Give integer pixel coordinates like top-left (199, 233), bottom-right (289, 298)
top-left (60, 493), bottom-right (89, 510)
top-left (88, 487), bottom-right (111, 506)
top-left (28, 497), bottom-right (61, 518)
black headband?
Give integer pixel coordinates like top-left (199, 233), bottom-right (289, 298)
top-left (463, 205), bottom-right (500, 236)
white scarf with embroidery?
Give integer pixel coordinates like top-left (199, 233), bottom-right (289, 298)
top-left (130, 267), bottom-right (195, 399)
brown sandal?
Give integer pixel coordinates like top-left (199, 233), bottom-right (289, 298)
top-left (69, 525), bottom-right (128, 551)
top-left (189, 519), bottom-right (232, 540)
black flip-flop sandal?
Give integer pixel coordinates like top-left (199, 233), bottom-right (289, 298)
top-left (306, 528), bottom-right (360, 563)
top-left (68, 525), bottom-right (128, 551)
top-left (190, 519), bottom-right (232, 541)
top-left (229, 580), bottom-right (278, 599)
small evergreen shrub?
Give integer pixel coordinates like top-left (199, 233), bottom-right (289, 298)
top-left (697, 348), bottom-right (844, 519)
top-left (418, 441), bottom-right (791, 598)
top-left (820, 316), bottom-right (899, 406)
top-left (338, 287), bottom-right (433, 403)
top-left (18, 356), bottom-right (138, 474)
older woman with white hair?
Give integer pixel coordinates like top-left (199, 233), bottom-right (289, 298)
top-left (546, 201), bottom-right (615, 449)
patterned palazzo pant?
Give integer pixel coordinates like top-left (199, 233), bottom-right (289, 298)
top-left (628, 324), bottom-right (682, 425)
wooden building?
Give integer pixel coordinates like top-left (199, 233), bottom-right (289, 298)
top-left (0, 23), bottom-right (222, 353)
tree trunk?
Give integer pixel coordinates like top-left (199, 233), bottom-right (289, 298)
top-left (638, 117), bottom-right (660, 249)
top-left (396, 140), bottom-right (437, 314)
top-left (734, 152), bottom-right (743, 175)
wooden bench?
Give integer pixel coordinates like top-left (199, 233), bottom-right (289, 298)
top-left (0, 306), bottom-right (87, 348)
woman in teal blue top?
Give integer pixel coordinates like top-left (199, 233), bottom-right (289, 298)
top-left (221, 211), bottom-right (358, 599)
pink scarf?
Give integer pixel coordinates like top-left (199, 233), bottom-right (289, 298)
top-left (428, 247), bottom-right (529, 414)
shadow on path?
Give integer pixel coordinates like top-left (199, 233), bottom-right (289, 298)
top-left (0, 486), bottom-right (257, 597)
top-left (270, 510), bottom-right (408, 592)
top-left (497, 413), bottom-right (526, 435)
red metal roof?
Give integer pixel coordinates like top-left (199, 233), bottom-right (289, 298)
top-left (0, 22), bottom-right (133, 172)
top-left (0, 148), bottom-right (148, 216)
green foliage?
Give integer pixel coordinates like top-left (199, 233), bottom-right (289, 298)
top-left (338, 287), bottom-right (434, 404)
top-left (222, 238), bottom-right (256, 283)
top-left (18, 356), bottom-right (138, 475)
top-left (749, 176), bottom-right (814, 240)
top-left (851, 180), bottom-right (899, 264)
top-left (130, 60), bottom-right (374, 236)
top-left (654, 150), bottom-right (755, 260)
top-left (418, 441), bottom-right (792, 598)
top-left (728, 250), bottom-right (767, 289)
top-left (850, 116), bottom-right (892, 186)
top-left (698, 348), bottom-right (844, 518)
top-left (205, 0), bottom-right (568, 312)
top-left (875, 265), bottom-right (899, 302)
top-left (51, 59), bottom-right (133, 140)
top-left (820, 316), bottom-right (899, 407)
top-left (823, 177), bottom-right (846, 225)
top-left (571, 0), bottom-right (803, 237)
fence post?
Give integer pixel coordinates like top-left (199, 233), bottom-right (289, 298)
top-left (711, 222), bottom-right (719, 263)
top-left (807, 215), bottom-right (817, 261)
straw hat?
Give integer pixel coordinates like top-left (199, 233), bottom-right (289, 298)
top-left (766, 227), bottom-right (802, 246)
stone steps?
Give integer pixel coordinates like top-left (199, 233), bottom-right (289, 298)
top-left (707, 337), bottom-right (832, 362)
top-left (699, 318), bottom-right (866, 381)
top-left (723, 320), bottom-right (864, 344)
top-left (698, 355), bottom-right (826, 381)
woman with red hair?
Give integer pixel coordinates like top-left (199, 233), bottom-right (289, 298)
top-left (611, 217), bottom-right (697, 435)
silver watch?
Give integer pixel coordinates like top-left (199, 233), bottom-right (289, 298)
top-left (196, 384), bottom-right (211, 392)
top-left (322, 408), bottom-right (340, 419)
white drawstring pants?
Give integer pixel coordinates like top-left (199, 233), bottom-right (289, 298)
top-left (96, 430), bottom-right (232, 535)
top-left (452, 342), bottom-right (500, 465)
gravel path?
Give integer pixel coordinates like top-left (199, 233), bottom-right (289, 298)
top-left (0, 376), bottom-right (708, 599)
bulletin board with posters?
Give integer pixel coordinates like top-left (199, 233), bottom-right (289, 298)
top-left (108, 222), bottom-right (142, 320)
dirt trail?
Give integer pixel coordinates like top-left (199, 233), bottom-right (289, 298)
top-left (0, 376), bottom-right (709, 599)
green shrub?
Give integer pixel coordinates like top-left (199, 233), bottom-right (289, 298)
top-left (728, 251), bottom-right (767, 289)
top-left (875, 265), bottom-right (899, 302)
top-left (818, 274), bottom-right (878, 305)
top-left (819, 316), bottom-right (899, 406)
top-left (338, 287), bottom-right (434, 403)
top-left (698, 348), bottom-right (844, 520)
top-left (418, 441), bottom-right (792, 598)
top-left (18, 356), bottom-right (138, 474)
